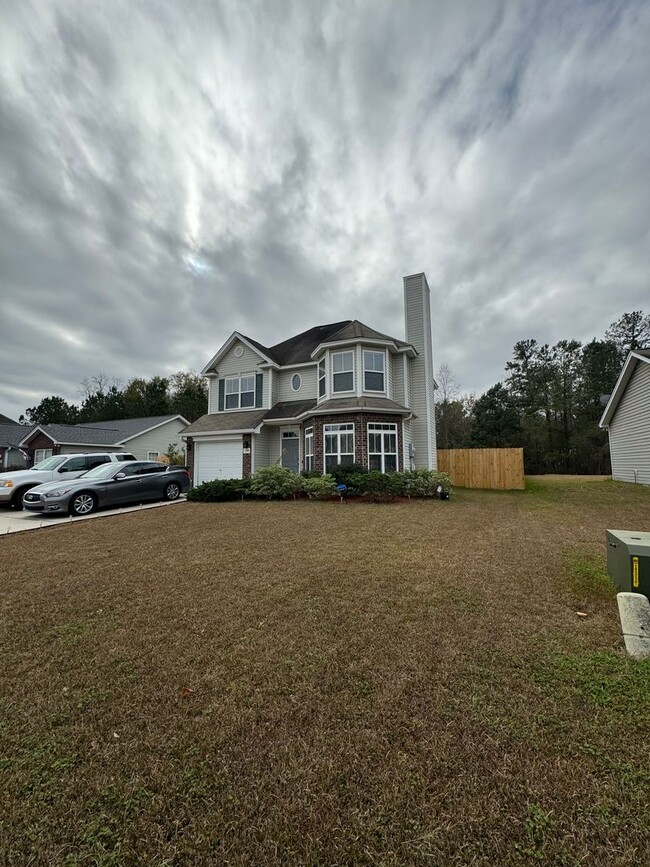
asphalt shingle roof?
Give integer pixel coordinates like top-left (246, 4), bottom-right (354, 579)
top-left (239, 320), bottom-right (411, 367)
top-left (0, 422), bottom-right (32, 448)
top-left (181, 410), bottom-right (268, 435)
top-left (21, 416), bottom-right (182, 446)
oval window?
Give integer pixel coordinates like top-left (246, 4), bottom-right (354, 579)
top-left (234, 345), bottom-right (244, 358)
top-left (291, 373), bottom-right (301, 391)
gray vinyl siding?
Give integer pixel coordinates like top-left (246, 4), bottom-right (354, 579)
top-left (386, 352), bottom-right (394, 400)
top-left (404, 274), bottom-right (436, 469)
top-left (402, 418), bottom-right (412, 470)
top-left (608, 361), bottom-right (650, 484)
top-left (253, 428), bottom-right (271, 471)
top-left (393, 354), bottom-right (404, 405)
top-left (268, 427), bottom-right (282, 466)
top-left (271, 369), bottom-right (279, 406)
top-left (214, 342), bottom-right (268, 410)
top-left (279, 366), bottom-right (318, 401)
top-left (125, 419), bottom-right (188, 461)
top-left (208, 378), bottom-right (219, 414)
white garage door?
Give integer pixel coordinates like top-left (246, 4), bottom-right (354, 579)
top-left (196, 439), bottom-right (242, 484)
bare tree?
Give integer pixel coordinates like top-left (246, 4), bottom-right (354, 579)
top-left (436, 363), bottom-right (460, 404)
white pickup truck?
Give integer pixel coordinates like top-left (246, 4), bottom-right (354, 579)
top-left (0, 452), bottom-right (136, 509)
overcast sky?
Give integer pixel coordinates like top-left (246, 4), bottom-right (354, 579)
top-left (1, 0), bottom-right (649, 420)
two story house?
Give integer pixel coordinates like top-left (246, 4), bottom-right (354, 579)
top-left (182, 273), bottom-right (437, 484)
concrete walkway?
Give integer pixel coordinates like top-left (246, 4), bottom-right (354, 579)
top-left (0, 497), bottom-right (187, 536)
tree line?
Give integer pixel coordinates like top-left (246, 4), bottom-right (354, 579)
top-left (436, 311), bottom-right (649, 474)
top-left (20, 372), bottom-right (208, 426)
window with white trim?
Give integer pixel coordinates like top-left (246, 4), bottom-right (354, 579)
top-left (332, 351), bottom-right (354, 393)
top-left (363, 351), bottom-right (385, 392)
top-left (368, 423), bottom-right (397, 473)
top-left (318, 358), bottom-right (326, 398)
top-left (147, 451), bottom-right (160, 461)
top-left (304, 427), bottom-right (314, 471)
top-left (34, 449), bottom-right (53, 463)
top-left (324, 423), bottom-right (355, 473)
top-left (225, 375), bottom-right (255, 409)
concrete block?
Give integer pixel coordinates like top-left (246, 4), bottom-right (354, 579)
top-left (617, 592), bottom-right (650, 659)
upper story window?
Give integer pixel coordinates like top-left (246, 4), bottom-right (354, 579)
top-left (363, 351), bottom-right (385, 392)
top-left (318, 358), bottom-right (326, 398)
top-left (291, 373), bottom-right (301, 392)
top-left (332, 350), bottom-right (354, 393)
top-left (225, 375), bottom-right (255, 409)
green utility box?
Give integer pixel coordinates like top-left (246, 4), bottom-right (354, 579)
top-left (606, 529), bottom-right (650, 598)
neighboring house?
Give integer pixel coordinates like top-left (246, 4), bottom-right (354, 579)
top-left (600, 349), bottom-right (650, 485)
top-left (18, 415), bottom-right (190, 464)
top-left (182, 272), bottom-right (437, 485)
top-left (0, 420), bottom-right (31, 470)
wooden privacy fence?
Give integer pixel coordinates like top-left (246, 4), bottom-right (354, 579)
top-left (437, 448), bottom-right (525, 490)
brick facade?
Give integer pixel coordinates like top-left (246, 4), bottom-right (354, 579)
top-left (242, 436), bottom-right (252, 478)
top-left (300, 413), bottom-right (404, 473)
top-left (21, 432), bottom-right (59, 464)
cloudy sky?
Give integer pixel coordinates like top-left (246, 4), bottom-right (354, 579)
top-left (1, 0), bottom-right (649, 419)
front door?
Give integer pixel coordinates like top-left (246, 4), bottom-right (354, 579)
top-left (282, 433), bottom-right (299, 473)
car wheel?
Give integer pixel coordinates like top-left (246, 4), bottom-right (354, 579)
top-left (162, 482), bottom-right (181, 501)
top-left (70, 492), bottom-right (97, 517)
top-left (11, 488), bottom-right (28, 511)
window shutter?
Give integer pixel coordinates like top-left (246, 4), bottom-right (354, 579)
top-left (218, 379), bottom-right (225, 412)
top-left (255, 373), bottom-right (263, 408)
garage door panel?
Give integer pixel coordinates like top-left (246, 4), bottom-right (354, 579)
top-left (196, 440), bottom-right (242, 483)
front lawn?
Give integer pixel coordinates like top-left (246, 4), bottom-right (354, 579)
top-left (1, 479), bottom-right (649, 865)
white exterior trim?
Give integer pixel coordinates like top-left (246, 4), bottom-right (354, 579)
top-left (200, 331), bottom-right (276, 375)
top-left (600, 351), bottom-right (650, 428)
top-left (119, 415), bottom-right (190, 443)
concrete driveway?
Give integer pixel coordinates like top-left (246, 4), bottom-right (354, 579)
top-left (0, 497), bottom-right (186, 535)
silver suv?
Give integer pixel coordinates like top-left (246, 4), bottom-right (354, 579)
top-left (0, 452), bottom-right (136, 510)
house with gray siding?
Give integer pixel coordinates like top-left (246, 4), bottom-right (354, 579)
top-left (0, 418), bottom-right (31, 470)
top-left (18, 416), bottom-right (189, 464)
top-left (182, 273), bottom-right (437, 485)
top-left (600, 349), bottom-right (650, 485)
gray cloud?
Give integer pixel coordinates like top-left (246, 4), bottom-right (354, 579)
top-left (1, 0), bottom-right (648, 418)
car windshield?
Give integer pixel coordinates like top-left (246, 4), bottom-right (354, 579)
top-left (79, 463), bottom-right (121, 480)
top-left (32, 456), bottom-right (67, 471)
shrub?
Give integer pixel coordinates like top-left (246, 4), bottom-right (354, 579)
top-left (187, 478), bottom-right (250, 502)
top-left (390, 469), bottom-right (452, 497)
top-left (249, 465), bottom-right (304, 499)
top-left (302, 474), bottom-right (337, 499)
top-left (330, 463), bottom-right (367, 485)
top-left (300, 469), bottom-right (321, 479)
top-left (163, 443), bottom-right (186, 466)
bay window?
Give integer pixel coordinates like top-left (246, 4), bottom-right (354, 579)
top-left (324, 423), bottom-right (355, 472)
top-left (332, 351), bottom-right (354, 393)
top-left (368, 423), bottom-right (397, 473)
top-left (363, 351), bottom-right (385, 392)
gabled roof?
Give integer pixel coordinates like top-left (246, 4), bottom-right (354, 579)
top-left (79, 415), bottom-right (189, 442)
top-left (600, 350), bottom-right (650, 428)
top-left (203, 320), bottom-right (415, 373)
top-left (0, 422), bottom-right (32, 449)
top-left (19, 415), bottom-right (188, 447)
top-left (0, 413), bottom-right (19, 425)
top-left (181, 410), bottom-right (268, 435)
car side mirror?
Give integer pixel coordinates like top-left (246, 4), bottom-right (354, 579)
top-left (58, 466), bottom-right (70, 473)
top-left (115, 472), bottom-right (126, 480)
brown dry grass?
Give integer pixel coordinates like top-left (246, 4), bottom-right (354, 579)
top-left (1, 478), bottom-right (650, 866)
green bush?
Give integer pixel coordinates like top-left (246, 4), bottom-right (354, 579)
top-left (300, 469), bottom-right (321, 479)
top-left (390, 469), bottom-right (452, 497)
top-left (249, 465), bottom-right (304, 499)
top-left (302, 474), bottom-right (337, 499)
top-left (187, 478), bottom-right (250, 502)
top-left (330, 463), bottom-right (367, 485)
